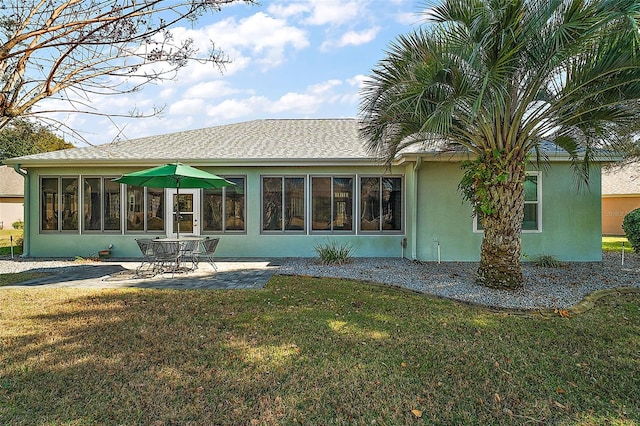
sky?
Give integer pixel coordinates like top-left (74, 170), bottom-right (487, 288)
top-left (37, 0), bottom-right (429, 146)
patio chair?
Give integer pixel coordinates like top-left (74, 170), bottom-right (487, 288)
top-left (151, 240), bottom-right (182, 277)
top-left (194, 237), bottom-right (219, 271)
top-left (179, 238), bottom-right (200, 271)
top-left (135, 238), bottom-right (156, 275)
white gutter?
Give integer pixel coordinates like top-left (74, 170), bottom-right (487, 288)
top-left (12, 164), bottom-right (29, 257)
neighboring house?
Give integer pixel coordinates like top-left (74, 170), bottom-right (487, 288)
top-left (4, 118), bottom-right (603, 261)
top-left (601, 162), bottom-right (640, 236)
top-left (0, 165), bottom-right (24, 230)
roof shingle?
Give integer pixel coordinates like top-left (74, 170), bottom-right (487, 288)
top-left (0, 166), bottom-right (24, 197)
top-left (7, 119), bottom-right (373, 164)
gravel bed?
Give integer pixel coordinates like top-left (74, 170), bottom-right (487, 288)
top-left (2, 253), bottom-right (639, 310)
top-left (278, 252), bottom-right (640, 310)
top-left (0, 257), bottom-right (90, 274)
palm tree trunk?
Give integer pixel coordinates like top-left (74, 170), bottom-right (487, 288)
top-left (476, 161), bottom-right (525, 290)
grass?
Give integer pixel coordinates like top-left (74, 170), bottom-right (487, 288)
top-left (0, 272), bottom-right (47, 287)
top-left (0, 229), bottom-right (22, 256)
top-left (315, 240), bottom-right (353, 265)
top-left (0, 278), bottom-right (638, 425)
top-left (603, 236), bottom-right (634, 253)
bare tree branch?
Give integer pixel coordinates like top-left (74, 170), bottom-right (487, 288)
top-left (0, 0), bottom-right (255, 133)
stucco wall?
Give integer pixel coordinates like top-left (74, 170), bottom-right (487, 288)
top-left (23, 165), bottom-right (406, 258)
top-left (0, 197), bottom-right (24, 229)
top-left (412, 161), bottom-right (602, 262)
top-left (21, 162), bottom-right (603, 261)
top-left (602, 196), bottom-right (640, 236)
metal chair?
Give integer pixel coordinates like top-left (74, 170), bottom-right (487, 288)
top-left (179, 239), bottom-right (200, 271)
top-left (135, 238), bottom-right (156, 275)
top-left (151, 240), bottom-right (181, 277)
top-left (194, 237), bottom-right (219, 271)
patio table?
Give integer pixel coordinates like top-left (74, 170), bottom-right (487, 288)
top-left (155, 237), bottom-right (205, 272)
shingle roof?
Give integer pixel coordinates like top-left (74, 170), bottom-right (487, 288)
top-left (602, 162), bottom-right (640, 196)
top-left (0, 165), bottom-right (24, 197)
top-left (6, 119), bottom-right (374, 165)
top-left (4, 118), bottom-right (589, 167)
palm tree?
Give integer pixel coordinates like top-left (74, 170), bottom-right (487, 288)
top-left (359, 0), bottom-right (640, 289)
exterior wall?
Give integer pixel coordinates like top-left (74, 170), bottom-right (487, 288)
top-left (0, 197), bottom-right (24, 229)
top-left (23, 165), bottom-right (406, 258)
top-left (412, 161), bottom-right (602, 262)
top-left (602, 196), bottom-right (640, 236)
top-left (21, 161), bottom-right (604, 261)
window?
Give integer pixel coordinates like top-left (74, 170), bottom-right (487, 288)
top-left (40, 177), bottom-right (79, 232)
top-left (83, 177), bottom-right (121, 232)
top-left (41, 178), bottom-right (59, 231)
top-left (475, 172), bottom-right (541, 232)
top-left (522, 174), bottom-right (540, 230)
top-left (360, 177), bottom-right (403, 232)
top-left (311, 176), bottom-right (353, 232)
top-left (61, 178), bottom-right (79, 231)
top-left (126, 186), bottom-right (165, 232)
top-left (147, 188), bottom-right (165, 231)
top-left (83, 178), bottom-right (102, 231)
top-left (202, 177), bottom-right (246, 233)
top-left (262, 176), bottom-right (305, 232)
top-left (104, 179), bottom-right (121, 231)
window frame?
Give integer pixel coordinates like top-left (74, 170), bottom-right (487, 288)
top-left (473, 171), bottom-right (542, 233)
top-left (260, 175), bottom-right (307, 234)
top-left (201, 175), bottom-right (247, 234)
top-left (82, 176), bottom-right (122, 233)
top-left (40, 176), bottom-right (61, 233)
top-left (40, 176), bottom-right (80, 233)
top-left (124, 185), bottom-right (166, 234)
top-left (310, 175), bottom-right (355, 234)
top-left (358, 175), bottom-right (405, 234)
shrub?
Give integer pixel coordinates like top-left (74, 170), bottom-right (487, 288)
top-left (622, 208), bottom-right (640, 252)
top-left (534, 254), bottom-right (563, 268)
top-left (11, 220), bottom-right (24, 229)
top-left (315, 240), bottom-right (353, 265)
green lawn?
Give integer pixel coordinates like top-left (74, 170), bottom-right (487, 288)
top-left (0, 229), bottom-right (22, 256)
top-left (0, 278), bottom-right (638, 425)
top-left (602, 236), bottom-right (634, 253)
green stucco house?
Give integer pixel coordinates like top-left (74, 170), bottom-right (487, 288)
top-left (4, 118), bottom-right (603, 261)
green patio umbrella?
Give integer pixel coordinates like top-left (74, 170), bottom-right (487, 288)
top-left (113, 163), bottom-right (235, 238)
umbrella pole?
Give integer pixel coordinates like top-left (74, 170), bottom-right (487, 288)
top-left (176, 185), bottom-right (180, 239)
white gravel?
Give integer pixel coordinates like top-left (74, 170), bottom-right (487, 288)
top-left (0, 257), bottom-right (87, 273)
top-left (278, 252), bottom-right (640, 310)
top-left (2, 253), bottom-right (639, 310)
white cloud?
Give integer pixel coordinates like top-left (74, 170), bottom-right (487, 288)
top-left (395, 11), bottom-right (422, 26)
top-left (271, 92), bottom-right (320, 114)
top-left (268, 0), bottom-right (370, 27)
top-left (321, 26), bottom-right (380, 50)
top-left (308, 79), bottom-right (342, 95)
top-left (159, 87), bottom-right (177, 100)
top-left (183, 81), bottom-right (243, 100)
top-left (204, 12), bottom-right (309, 69)
top-left (266, 2), bottom-right (311, 19)
top-left (169, 98), bottom-right (207, 116)
top-left (304, 0), bottom-right (364, 26)
top-left (270, 79), bottom-right (344, 114)
top-left (348, 74), bottom-right (368, 89)
top-left (206, 97), bottom-right (270, 120)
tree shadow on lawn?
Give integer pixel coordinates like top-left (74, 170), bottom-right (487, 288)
top-left (6, 264), bottom-right (128, 286)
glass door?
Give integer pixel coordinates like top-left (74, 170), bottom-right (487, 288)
top-left (167, 189), bottom-right (200, 237)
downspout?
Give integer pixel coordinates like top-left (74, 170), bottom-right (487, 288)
top-left (411, 157), bottom-right (423, 260)
top-left (12, 164), bottom-right (29, 257)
